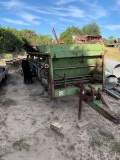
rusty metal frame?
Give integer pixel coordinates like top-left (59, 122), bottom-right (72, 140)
top-left (76, 82), bottom-right (120, 124)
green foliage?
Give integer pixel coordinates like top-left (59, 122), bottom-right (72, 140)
top-left (103, 35), bottom-right (117, 44)
top-left (0, 155), bottom-right (4, 160)
top-left (90, 138), bottom-right (103, 148)
top-left (31, 118), bottom-right (36, 125)
top-left (99, 130), bottom-right (115, 140)
top-left (81, 22), bottom-right (101, 35)
top-left (68, 144), bottom-right (75, 151)
top-left (0, 26), bottom-right (53, 54)
top-left (53, 115), bottom-right (59, 121)
top-left (0, 98), bottom-right (17, 107)
top-left (38, 35), bottom-right (53, 45)
top-left (59, 26), bottom-right (82, 44)
top-left (12, 138), bottom-right (29, 151)
top-left (59, 23), bottom-right (100, 44)
top-left (118, 110), bottom-right (120, 116)
top-left (103, 38), bottom-right (109, 44)
top-left (108, 36), bottom-right (115, 44)
top-left (112, 141), bottom-right (120, 153)
top-left (20, 29), bottom-right (53, 45)
top-left (0, 26), bottom-right (24, 52)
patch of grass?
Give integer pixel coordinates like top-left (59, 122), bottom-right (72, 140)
top-left (29, 92), bottom-right (39, 101)
top-left (10, 81), bottom-right (17, 85)
top-left (90, 138), bottom-right (103, 148)
top-left (53, 116), bottom-right (59, 121)
top-left (112, 141), bottom-right (120, 153)
top-left (47, 116), bottom-right (51, 121)
top-left (118, 110), bottom-right (120, 116)
top-left (87, 158), bottom-right (95, 160)
top-left (13, 88), bottom-right (18, 92)
top-left (12, 138), bottom-right (29, 151)
top-left (31, 118), bottom-right (36, 125)
top-left (0, 98), bottom-right (17, 107)
top-left (50, 111), bottom-right (54, 115)
top-left (99, 130), bottom-right (115, 140)
top-left (0, 151), bottom-right (11, 160)
top-left (68, 144), bottom-right (75, 151)
top-left (105, 47), bottom-right (120, 62)
top-left (0, 155), bottom-right (4, 160)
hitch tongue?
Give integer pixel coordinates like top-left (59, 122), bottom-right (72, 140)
top-left (77, 83), bottom-right (120, 125)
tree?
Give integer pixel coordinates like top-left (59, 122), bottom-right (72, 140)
top-left (20, 29), bottom-right (53, 45)
top-left (20, 29), bottom-right (38, 44)
top-left (0, 27), bottom-right (53, 54)
top-left (102, 38), bottom-right (108, 45)
top-left (59, 26), bottom-right (82, 44)
top-left (108, 36), bottom-right (115, 44)
top-left (38, 35), bottom-right (53, 45)
top-left (81, 22), bottom-right (101, 35)
top-left (0, 26), bottom-right (24, 52)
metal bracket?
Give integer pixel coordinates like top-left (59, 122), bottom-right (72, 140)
top-left (75, 82), bottom-right (120, 124)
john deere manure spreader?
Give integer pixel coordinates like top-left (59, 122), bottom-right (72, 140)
top-left (24, 43), bottom-right (120, 124)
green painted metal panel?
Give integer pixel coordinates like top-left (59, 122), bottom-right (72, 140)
top-left (85, 99), bottom-right (119, 124)
top-left (84, 84), bottom-right (102, 90)
top-left (52, 56), bottom-right (97, 79)
top-left (54, 86), bottom-right (78, 97)
top-left (28, 43), bottom-right (105, 98)
top-left (53, 57), bottom-right (97, 68)
top-left (53, 67), bottom-right (94, 79)
top-left (54, 84), bottom-right (102, 97)
top-left (37, 44), bottom-right (105, 58)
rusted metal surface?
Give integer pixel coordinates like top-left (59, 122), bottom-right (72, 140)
top-left (23, 43), bottom-right (38, 52)
top-left (25, 43), bottom-right (120, 124)
top-left (25, 42), bottom-right (120, 125)
top-left (49, 74), bottom-right (54, 98)
top-left (73, 35), bottom-right (102, 44)
top-left (78, 83), bottom-right (85, 119)
top-left (5, 58), bottom-right (26, 66)
top-left (102, 54), bottom-right (105, 90)
top-left (104, 108), bottom-right (120, 124)
top-left (49, 56), bottom-right (55, 99)
top-left (52, 28), bottom-right (60, 45)
top-left (74, 82), bottom-right (120, 124)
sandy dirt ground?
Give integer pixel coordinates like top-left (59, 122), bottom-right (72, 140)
top-left (0, 68), bottom-right (120, 160)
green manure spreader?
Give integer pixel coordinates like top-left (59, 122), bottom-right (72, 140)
top-left (24, 43), bottom-right (120, 124)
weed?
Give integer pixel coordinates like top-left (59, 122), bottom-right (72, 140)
top-left (0, 155), bottom-right (4, 160)
top-left (13, 88), bottom-right (17, 92)
top-left (99, 130), bottom-right (115, 140)
top-left (87, 158), bottom-right (95, 160)
top-left (47, 116), bottom-right (51, 121)
top-left (90, 138), bottom-right (103, 148)
top-left (68, 144), bottom-right (75, 151)
top-left (105, 47), bottom-right (120, 62)
top-left (31, 118), bottom-right (36, 125)
top-left (53, 116), bottom-right (59, 121)
top-left (0, 98), bottom-right (17, 107)
top-left (118, 110), bottom-right (120, 116)
top-left (10, 81), bottom-right (17, 85)
top-left (112, 141), bottom-right (120, 153)
top-left (72, 156), bottom-right (76, 160)
top-left (29, 92), bottom-right (39, 101)
top-left (12, 138), bottom-right (29, 151)
top-left (50, 111), bottom-right (54, 115)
